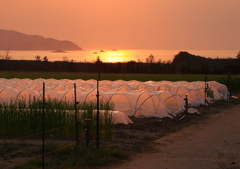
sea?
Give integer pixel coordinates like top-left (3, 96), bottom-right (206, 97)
top-left (0, 49), bottom-right (238, 63)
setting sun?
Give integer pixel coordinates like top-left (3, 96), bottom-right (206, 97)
top-left (98, 50), bottom-right (133, 63)
top-left (104, 56), bottom-right (124, 63)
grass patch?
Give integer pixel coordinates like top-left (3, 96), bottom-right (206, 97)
top-left (15, 144), bottom-right (132, 169)
top-left (15, 159), bottom-right (42, 169)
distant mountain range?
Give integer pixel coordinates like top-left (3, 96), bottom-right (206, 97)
top-left (0, 29), bottom-right (82, 50)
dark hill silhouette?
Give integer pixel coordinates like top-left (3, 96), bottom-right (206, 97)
top-left (172, 51), bottom-right (206, 64)
top-left (0, 29), bottom-right (82, 50)
top-left (172, 51), bottom-right (237, 74)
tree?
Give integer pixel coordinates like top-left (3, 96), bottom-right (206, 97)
top-left (236, 51), bottom-right (240, 60)
top-left (95, 56), bottom-right (102, 63)
top-left (35, 55), bottom-right (41, 61)
top-left (236, 51), bottom-right (240, 73)
top-left (43, 56), bottom-right (48, 62)
top-left (0, 48), bottom-right (12, 60)
top-left (146, 54), bottom-right (155, 63)
top-left (62, 56), bottom-right (68, 62)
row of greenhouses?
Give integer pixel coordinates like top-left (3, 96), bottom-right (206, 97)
top-left (0, 78), bottom-right (229, 118)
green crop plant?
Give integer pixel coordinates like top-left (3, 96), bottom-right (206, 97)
top-left (0, 97), bottom-right (115, 139)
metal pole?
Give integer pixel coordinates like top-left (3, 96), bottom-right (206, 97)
top-left (96, 59), bottom-right (100, 148)
top-left (227, 70), bottom-right (231, 101)
top-left (184, 95), bottom-right (188, 114)
top-left (74, 83), bottom-right (79, 146)
top-left (204, 74), bottom-right (208, 109)
top-left (85, 119), bottom-right (91, 146)
top-left (42, 82), bottom-right (45, 169)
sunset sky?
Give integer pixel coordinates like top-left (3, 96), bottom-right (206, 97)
top-left (0, 0), bottom-right (239, 50)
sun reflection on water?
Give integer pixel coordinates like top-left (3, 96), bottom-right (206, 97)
top-left (95, 50), bottom-right (135, 63)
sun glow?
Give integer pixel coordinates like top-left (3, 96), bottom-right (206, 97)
top-left (96, 50), bottom-right (134, 63)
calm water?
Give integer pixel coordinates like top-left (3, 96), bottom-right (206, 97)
top-left (1, 49), bottom-right (238, 63)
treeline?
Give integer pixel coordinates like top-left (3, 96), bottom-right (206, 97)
top-left (0, 60), bottom-right (175, 74)
top-left (0, 51), bottom-right (239, 74)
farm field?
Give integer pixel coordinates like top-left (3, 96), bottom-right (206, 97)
top-left (1, 98), bottom-right (240, 169)
top-left (0, 71), bottom-right (240, 168)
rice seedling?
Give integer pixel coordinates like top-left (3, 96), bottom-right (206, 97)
top-left (0, 97), bottom-right (115, 139)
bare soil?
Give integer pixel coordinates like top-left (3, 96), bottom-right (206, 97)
top-left (106, 95), bottom-right (240, 169)
top-left (1, 95), bottom-right (240, 169)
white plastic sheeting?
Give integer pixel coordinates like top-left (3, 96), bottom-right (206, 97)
top-left (208, 81), bottom-right (229, 100)
top-left (0, 78), bottom-right (229, 118)
top-left (105, 91), bottom-right (171, 118)
top-left (167, 85), bottom-right (202, 107)
top-left (93, 110), bottom-right (133, 125)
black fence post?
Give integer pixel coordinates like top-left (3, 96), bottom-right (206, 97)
top-left (84, 119), bottom-right (91, 146)
top-left (227, 70), bottom-right (231, 102)
top-left (204, 74), bottom-right (208, 110)
top-left (96, 59), bottom-right (100, 149)
top-left (184, 95), bottom-right (188, 114)
top-left (74, 83), bottom-right (79, 146)
top-left (42, 82), bottom-right (45, 169)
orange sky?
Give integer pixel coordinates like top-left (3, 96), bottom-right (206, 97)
top-left (0, 0), bottom-right (239, 50)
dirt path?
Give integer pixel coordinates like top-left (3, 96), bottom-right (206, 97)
top-left (110, 104), bottom-right (240, 169)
